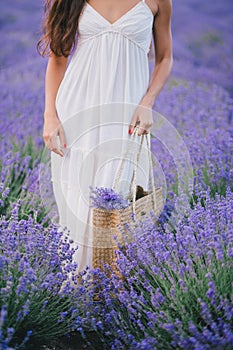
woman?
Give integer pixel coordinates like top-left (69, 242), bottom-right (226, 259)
top-left (37, 0), bottom-right (173, 274)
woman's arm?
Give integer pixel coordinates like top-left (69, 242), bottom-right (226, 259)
top-left (129, 0), bottom-right (173, 136)
top-left (142, 0), bottom-right (173, 107)
top-left (43, 53), bottom-right (68, 156)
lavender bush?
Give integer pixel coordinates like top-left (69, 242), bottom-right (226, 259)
top-left (0, 139), bottom-right (52, 226)
top-left (82, 186), bottom-right (233, 349)
top-left (0, 201), bottom-right (87, 349)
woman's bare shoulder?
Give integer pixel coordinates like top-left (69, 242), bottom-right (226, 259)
top-left (146, 0), bottom-right (172, 17)
top-left (153, 0), bottom-right (172, 14)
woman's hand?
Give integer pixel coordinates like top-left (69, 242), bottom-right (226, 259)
top-left (43, 112), bottom-right (67, 157)
top-left (128, 100), bottom-right (153, 136)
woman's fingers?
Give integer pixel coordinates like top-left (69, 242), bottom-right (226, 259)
top-left (141, 128), bottom-right (149, 135)
top-left (43, 116), bottom-right (66, 157)
top-left (45, 130), bottom-right (64, 156)
top-left (58, 123), bottom-right (67, 149)
top-left (129, 123), bottom-right (150, 136)
top-left (128, 116), bottom-right (138, 135)
top-left (137, 124), bottom-right (151, 136)
top-left (50, 132), bottom-right (64, 156)
top-left (128, 105), bottom-right (153, 136)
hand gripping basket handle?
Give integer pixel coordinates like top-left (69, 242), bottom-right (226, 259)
top-left (112, 126), bottom-right (157, 216)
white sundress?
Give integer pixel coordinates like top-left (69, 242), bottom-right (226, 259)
top-left (50, 0), bottom-right (154, 273)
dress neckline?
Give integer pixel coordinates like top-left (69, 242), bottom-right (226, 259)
top-left (86, 1), bottom-right (153, 26)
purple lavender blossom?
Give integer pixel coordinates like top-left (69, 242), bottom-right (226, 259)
top-left (89, 185), bottom-right (130, 210)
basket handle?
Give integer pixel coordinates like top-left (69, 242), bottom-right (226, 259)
top-left (112, 126), bottom-right (157, 216)
top-left (112, 126), bottom-right (142, 191)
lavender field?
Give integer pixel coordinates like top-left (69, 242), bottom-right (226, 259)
top-left (0, 0), bottom-right (233, 349)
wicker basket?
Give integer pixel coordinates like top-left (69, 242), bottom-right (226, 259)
top-left (92, 208), bottom-right (123, 277)
top-left (92, 126), bottom-right (164, 276)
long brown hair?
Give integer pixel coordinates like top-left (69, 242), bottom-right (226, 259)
top-left (37, 0), bottom-right (86, 57)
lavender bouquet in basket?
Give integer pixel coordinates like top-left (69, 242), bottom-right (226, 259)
top-left (89, 185), bottom-right (130, 210)
top-left (89, 185), bottom-right (131, 276)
